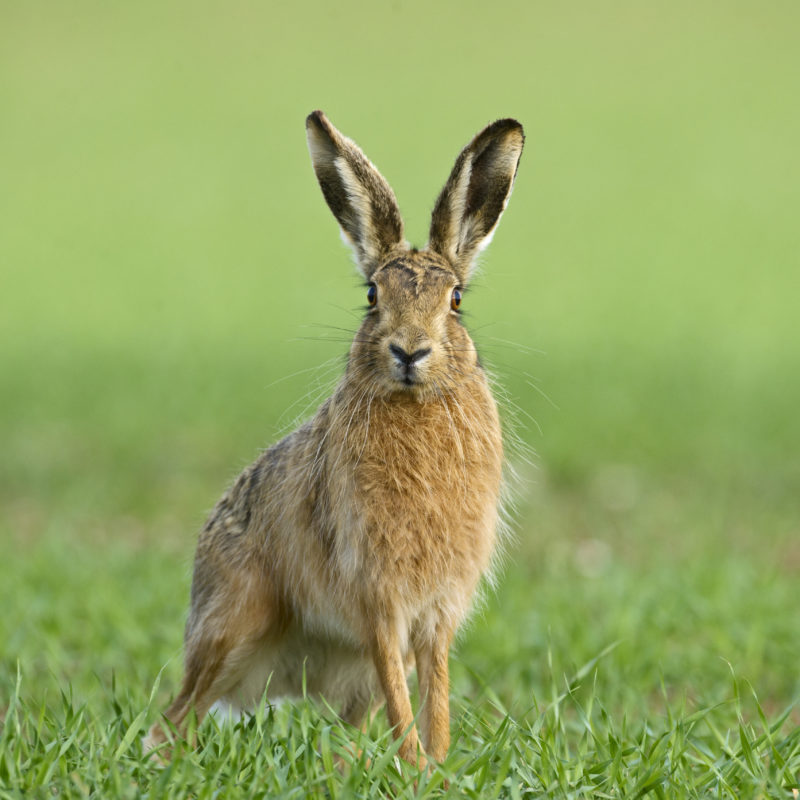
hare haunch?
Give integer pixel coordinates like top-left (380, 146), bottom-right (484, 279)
top-left (146, 111), bottom-right (524, 765)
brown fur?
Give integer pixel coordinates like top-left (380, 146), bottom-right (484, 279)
top-left (145, 111), bottom-right (524, 766)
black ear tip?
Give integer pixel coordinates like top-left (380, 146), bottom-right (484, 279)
top-left (306, 109), bottom-right (327, 130)
top-left (490, 118), bottom-right (524, 139)
top-left (468, 118), bottom-right (524, 161)
top-left (306, 111), bottom-right (341, 148)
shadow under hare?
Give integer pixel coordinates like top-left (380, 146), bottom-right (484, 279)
top-left (146, 110), bottom-right (524, 766)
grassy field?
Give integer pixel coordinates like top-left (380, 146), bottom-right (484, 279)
top-left (2, 1), bottom-right (800, 797)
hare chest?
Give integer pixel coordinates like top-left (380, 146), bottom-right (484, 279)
top-left (340, 390), bottom-right (503, 632)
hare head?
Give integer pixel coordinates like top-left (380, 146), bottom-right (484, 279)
top-left (306, 110), bottom-right (524, 401)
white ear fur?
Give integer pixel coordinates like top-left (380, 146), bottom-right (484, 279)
top-left (442, 157), bottom-right (475, 263)
top-left (333, 155), bottom-right (382, 268)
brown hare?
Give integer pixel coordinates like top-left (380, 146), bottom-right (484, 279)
top-left (146, 110), bottom-right (524, 766)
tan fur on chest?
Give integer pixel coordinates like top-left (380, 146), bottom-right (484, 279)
top-left (283, 376), bottom-right (503, 643)
top-left (339, 382), bottom-right (502, 602)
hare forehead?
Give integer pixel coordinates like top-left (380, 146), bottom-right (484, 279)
top-left (373, 254), bottom-right (457, 299)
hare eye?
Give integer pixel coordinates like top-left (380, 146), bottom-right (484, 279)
top-left (451, 288), bottom-right (462, 311)
top-left (367, 285), bottom-right (377, 306)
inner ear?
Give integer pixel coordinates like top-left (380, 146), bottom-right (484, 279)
top-left (428, 118), bottom-right (524, 284)
top-left (466, 138), bottom-right (507, 218)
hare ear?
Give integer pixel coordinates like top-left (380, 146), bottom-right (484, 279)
top-left (306, 110), bottom-right (405, 279)
top-left (428, 118), bottom-right (524, 284)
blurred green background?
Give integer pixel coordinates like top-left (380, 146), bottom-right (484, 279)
top-left (1, 0), bottom-right (799, 722)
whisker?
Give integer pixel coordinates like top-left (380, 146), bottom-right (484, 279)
top-left (483, 336), bottom-right (546, 356)
top-left (324, 303), bottom-right (365, 321)
top-left (290, 337), bottom-right (355, 344)
top-left (522, 375), bottom-right (559, 410)
top-left (300, 323), bottom-right (361, 335)
top-left (263, 356), bottom-right (344, 389)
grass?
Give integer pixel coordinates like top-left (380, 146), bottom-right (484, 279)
top-left (3, 630), bottom-right (800, 798)
top-left (2, 0), bottom-right (800, 796)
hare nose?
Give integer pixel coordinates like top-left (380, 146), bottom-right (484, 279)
top-left (389, 344), bottom-right (431, 367)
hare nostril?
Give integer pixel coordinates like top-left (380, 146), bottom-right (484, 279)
top-left (409, 347), bottom-right (431, 364)
top-left (389, 345), bottom-right (431, 367)
top-left (389, 344), bottom-right (412, 366)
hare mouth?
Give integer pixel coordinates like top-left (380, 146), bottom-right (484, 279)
top-left (395, 367), bottom-right (424, 388)
top-left (385, 372), bottom-right (424, 393)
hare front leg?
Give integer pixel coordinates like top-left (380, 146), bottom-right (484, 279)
top-left (414, 623), bottom-right (454, 763)
top-left (370, 620), bottom-right (423, 766)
